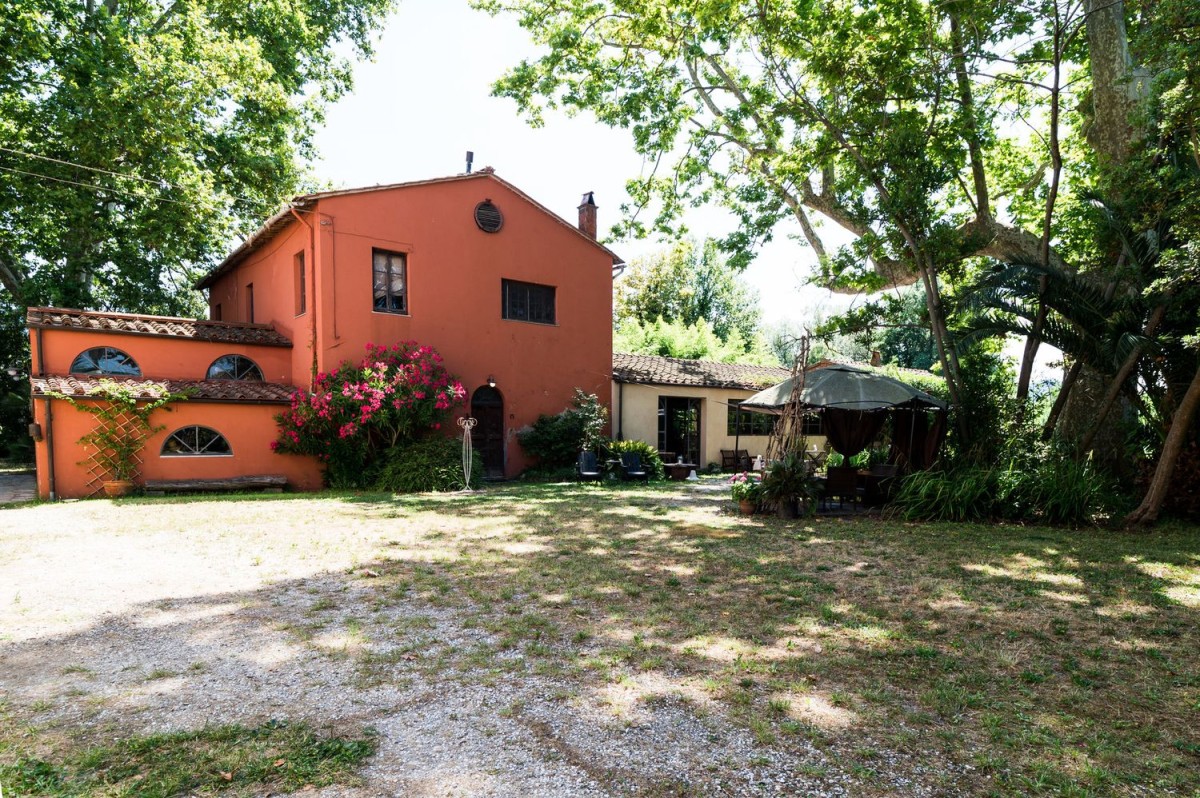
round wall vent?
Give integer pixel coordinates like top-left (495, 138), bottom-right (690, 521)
top-left (474, 200), bottom-right (503, 233)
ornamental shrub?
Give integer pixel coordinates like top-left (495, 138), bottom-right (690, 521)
top-left (273, 342), bottom-right (465, 488)
top-left (603, 438), bottom-right (664, 480)
top-left (517, 389), bottom-right (608, 468)
top-left (374, 437), bottom-right (482, 493)
top-left (728, 471), bottom-right (763, 503)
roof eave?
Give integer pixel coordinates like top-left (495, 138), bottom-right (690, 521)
top-left (196, 172), bottom-right (626, 289)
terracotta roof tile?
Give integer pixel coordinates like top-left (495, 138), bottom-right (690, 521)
top-left (611, 353), bottom-right (934, 391)
top-left (612, 353), bottom-right (792, 390)
top-left (26, 307), bottom-right (292, 348)
top-left (31, 375), bottom-right (295, 404)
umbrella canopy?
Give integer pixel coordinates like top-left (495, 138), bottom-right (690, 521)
top-left (739, 364), bottom-right (946, 414)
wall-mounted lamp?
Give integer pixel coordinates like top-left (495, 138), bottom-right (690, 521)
top-left (487, 375), bottom-right (497, 389)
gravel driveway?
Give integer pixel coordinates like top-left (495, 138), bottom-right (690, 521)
top-left (0, 492), bottom-right (946, 797)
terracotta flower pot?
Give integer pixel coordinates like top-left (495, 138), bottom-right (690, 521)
top-left (738, 499), bottom-right (756, 515)
top-left (103, 479), bottom-right (135, 498)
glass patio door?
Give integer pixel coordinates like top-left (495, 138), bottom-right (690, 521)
top-left (657, 397), bottom-right (701, 465)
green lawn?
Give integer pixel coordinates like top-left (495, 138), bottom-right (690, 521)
top-left (1, 479), bottom-right (1197, 796)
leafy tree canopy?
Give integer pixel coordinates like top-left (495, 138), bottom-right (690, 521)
top-left (615, 315), bottom-right (778, 365)
top-left (0, 0), bottom-right (395, 320)
top-left (614, 237), bottom-right (762, 347)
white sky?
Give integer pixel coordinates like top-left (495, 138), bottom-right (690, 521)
top-left (310, 0), bottom-right (852, 327)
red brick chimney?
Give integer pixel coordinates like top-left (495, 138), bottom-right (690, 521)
top-left (577, 191), bottom-right (597, 238)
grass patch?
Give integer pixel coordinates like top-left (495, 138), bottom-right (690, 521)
top-left (0, 720), bottom-right (376, 797)
top-left (4, 479), bottom-right (1199, 795)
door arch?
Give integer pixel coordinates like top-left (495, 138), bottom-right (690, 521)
top-left (470, 386), bottom-right (505, 478)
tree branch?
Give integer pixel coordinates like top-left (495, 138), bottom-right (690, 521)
top-left (0, 254), bottom-right (26, 306)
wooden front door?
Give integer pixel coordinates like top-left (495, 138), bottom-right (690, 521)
top-left (471, 386), bottom-right (505, 478)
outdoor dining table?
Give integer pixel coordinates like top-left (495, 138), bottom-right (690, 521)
top-left (665, 462), bottom-right (697, 481)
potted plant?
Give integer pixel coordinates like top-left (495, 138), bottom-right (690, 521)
top-left (49, 379), bottom-right (188, 497)
top-left (761, 453), bottom-right (819, 518)
top-left (729, 471), bottom-right (762, 515)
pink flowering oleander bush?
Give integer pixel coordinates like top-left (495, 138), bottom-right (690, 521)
top-left (273, 342), bottom-right (465, 488)
top-left (729, 471), bottom-right (763, 504)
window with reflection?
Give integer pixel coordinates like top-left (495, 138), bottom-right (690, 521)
top-left (161, 426), bottom-right (232, 456)
top-left (69, 347), bottom-right (141, 377)
top-left (206, 354), bottom-right (263, 381)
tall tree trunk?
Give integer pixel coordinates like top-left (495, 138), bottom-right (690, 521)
top-left (1126, 361), bottom-right (1200, 526)
top-left (1085, 0), bottom-right (1148, 166)
top-left (1043, 359), bottom-right (1084, 440)
top-left (1079, 301), bottom-right (1169, 453)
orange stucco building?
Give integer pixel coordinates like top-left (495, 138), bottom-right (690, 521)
top-left (28, 171), bottom-right (621, 499)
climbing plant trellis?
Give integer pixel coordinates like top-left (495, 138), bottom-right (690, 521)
top-left (80, 408), bottom-right (146, 497)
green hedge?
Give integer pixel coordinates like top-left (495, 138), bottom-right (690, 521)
top-left (375, 436), bottom-right (482, 493)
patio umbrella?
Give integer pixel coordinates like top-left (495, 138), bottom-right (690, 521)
top-left (738, 364), bottom-right (946, 414)
top-left (739, 364), bottom-right (947, 459)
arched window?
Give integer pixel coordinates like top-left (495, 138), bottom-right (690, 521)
top-left (206, 354), bottom-right (263, 381)
top-left (161, 426), bottom-right (232, 456)
top-left (70, 347), bottom-right (141, 377)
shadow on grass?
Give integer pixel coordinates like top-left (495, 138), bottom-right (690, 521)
top-left (6, 483), bottom-right (1198, 795)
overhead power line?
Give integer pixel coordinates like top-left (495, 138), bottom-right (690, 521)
top-left (0, 145), bottom-right (277, 210)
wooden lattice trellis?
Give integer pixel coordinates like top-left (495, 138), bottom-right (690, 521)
top-left (80, 407), bottom-right (145, 498)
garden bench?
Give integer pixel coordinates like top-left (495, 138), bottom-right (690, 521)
top-left (720, 449), bottom-right (750, 472)
top-left (143, 474), bottom-right (287, 496)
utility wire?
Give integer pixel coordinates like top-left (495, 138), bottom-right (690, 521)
top-left (0, 145), bottom-right (169, 187)
top-left (0, 165), bottom-right (189, 205)
top-left (0, 144), bottom-right (278, 211)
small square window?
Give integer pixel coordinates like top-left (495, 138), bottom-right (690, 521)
top-left (373, 249), bottom-right (407, 314)
top-left (502, 279), bottom-right (555, 325)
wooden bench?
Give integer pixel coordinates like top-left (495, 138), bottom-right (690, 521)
top-left (720, 449), bottom-right (750, 472)
top-left (143, 474), bottom-right (287, 496)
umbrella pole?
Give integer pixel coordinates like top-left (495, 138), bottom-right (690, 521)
top-left (734, 401), bottom-right (741, 469)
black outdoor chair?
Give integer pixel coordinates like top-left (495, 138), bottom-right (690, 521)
top-left (824, 466), bottom-right (863, 509)
top-left (576, 451), bottom-right (603, 482)
top-left (619, 452), bottom-right (649, 482)
top-left (867, 463), bottom-right (900, 504)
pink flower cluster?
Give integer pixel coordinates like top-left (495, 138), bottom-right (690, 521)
top-left (273, 341), bottom-right (466, 457)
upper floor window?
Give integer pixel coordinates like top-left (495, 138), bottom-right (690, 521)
top-left (502, 279), bottom-right (555, 325)
top-left (373, 249), bottom-right (407, 314)
top-left (206, 354), bottom-right (263, 381)
top-left (161, 426), bottom-right (232, 456)
top-left (294, 251), bottom-right (306, 316)
top-left (246, 283), bottom-right (255, 323)
top-left (70, 347), bottom-right (141, 377)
